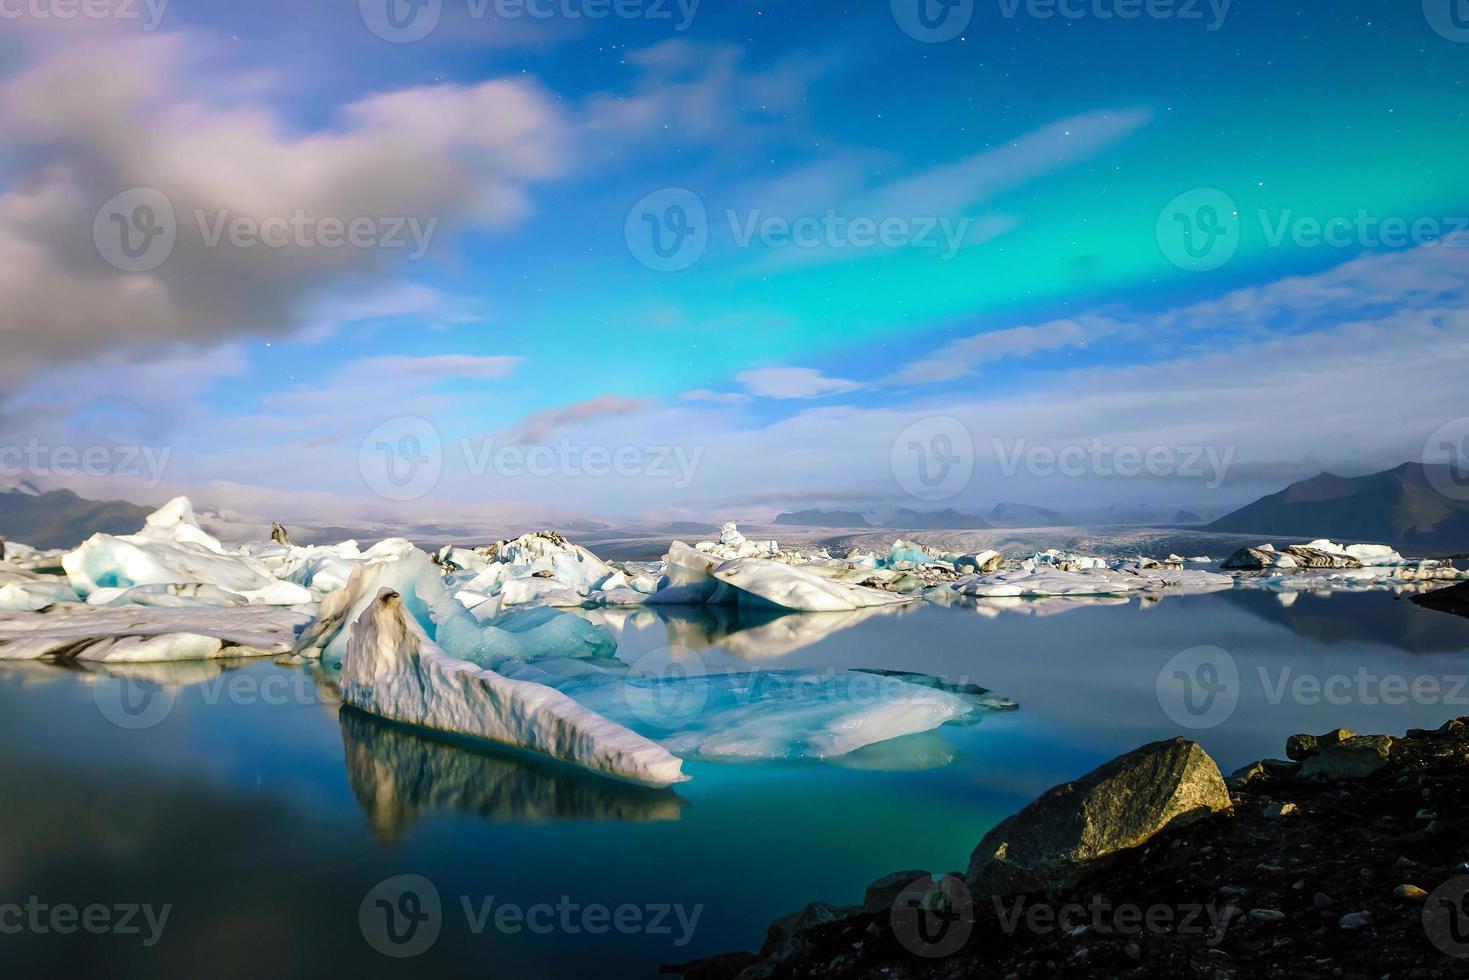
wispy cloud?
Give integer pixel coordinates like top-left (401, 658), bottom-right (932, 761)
top-left (736, 367), bottom-right (863, 400)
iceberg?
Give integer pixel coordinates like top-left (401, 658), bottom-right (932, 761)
top-left (0, 604), bottom-right (311, 661)
top-left (338, 588), bottom-right (688, 787)
top-left (709, 557), bottom-right (916, 611)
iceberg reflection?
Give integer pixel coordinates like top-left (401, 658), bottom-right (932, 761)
top-left (338, 707), bottom-right (686, 840)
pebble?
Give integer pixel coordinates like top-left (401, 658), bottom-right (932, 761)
top-left (1250, 909), bottom-right (1287, 923)
top-left (1394, 884), bottom-right (1428, 901)
top-left (1338, 911), bottom-right (1372, 930)
top-left (1266, 802), bottom-right (1300, 819)
top-left (1313, 893), bottom-right (1334, 909)
top-left (1123, 942), bottom-right (1142, 962)
top-left (1415, 809), bottom-right (1436, 821)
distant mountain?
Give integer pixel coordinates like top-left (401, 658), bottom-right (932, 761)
top-left (0, 486), bottom-right (153, 550)
top-left (988, 502), bottom-right (1067, 528)
top-left (890, 508), bottom-right (990, 530)
top-left (1206, 463), bottom-right (1469, 555)
top-left (773, 510), bottom-right (871, 528)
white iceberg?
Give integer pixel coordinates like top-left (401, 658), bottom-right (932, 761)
top-left (709, 557), bottom-right (916, 612)
top-left (0, 604), bottom-right (311, 661)
top-left (339, 588), bottom-right (687, 787)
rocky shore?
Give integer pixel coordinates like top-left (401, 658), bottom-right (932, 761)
top-left (671, 720), bottom-right (1469, 979)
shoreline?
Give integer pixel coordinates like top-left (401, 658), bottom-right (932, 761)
top-left (672, 718), bottom-right (1469, 979)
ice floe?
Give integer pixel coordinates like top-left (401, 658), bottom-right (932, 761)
top-left (0, 604), bottom-right (311, 661)
top-left (339, 587), bottom-right (688, 787)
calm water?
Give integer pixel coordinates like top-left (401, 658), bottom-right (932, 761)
top-left (2, 590), bottom-right (1468, 978)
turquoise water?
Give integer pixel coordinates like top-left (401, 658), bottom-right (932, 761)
top-left (1, 590), bottom-right (1467, 978)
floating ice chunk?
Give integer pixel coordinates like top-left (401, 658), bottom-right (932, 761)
top-left (293, 548), bottom-right (462, 671)
top-left (954, 550), bottom-right (1004, 573)
top-left (885, 540), bottom-right (936, 567)
top-left (696, 522), bottom-right (780, 560)
top-left (134, 496), bottom-right (226, 553)
top-left (1025, 549), bottom-right (1109, 571)
top-left (709, 557), bottom-right (916, 611)
top-left (63, 534), bottom-right (279, 598)
top-left (645, 541), bottom-right (723, 605)
top-left (0, 604), bottom-right (311, 661)
top-left (564, 664), bottom-right (987, 762)
top-left (955, 567), bottom-right (1149, 598)
top-left (339, 588), bottom-right (687, 787)
top-left (480, 605), bottom-right (619, 664)
top-left (0, 574), bottom-right (79, 611)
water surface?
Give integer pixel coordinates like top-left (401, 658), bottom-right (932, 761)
top-left (2, 591), bottom-right (1467, 978)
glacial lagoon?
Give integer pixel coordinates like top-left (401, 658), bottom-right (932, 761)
top-left (3, 590), bottom-right (1467, 978)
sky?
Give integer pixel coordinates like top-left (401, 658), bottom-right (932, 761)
top-left (1, 0), bottom-right (1468, 527)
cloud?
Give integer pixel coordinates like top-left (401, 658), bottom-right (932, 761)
top-left (891, 318), bottom-right (1109, 383)
top-left (681, 389), bottom-right (753, 405)
top-left (0, 31), bottom-right (568, 383)
top-left (736, 367), bottom-right (863, 400)
top-left (510, 395), bottom-right (654, 443)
